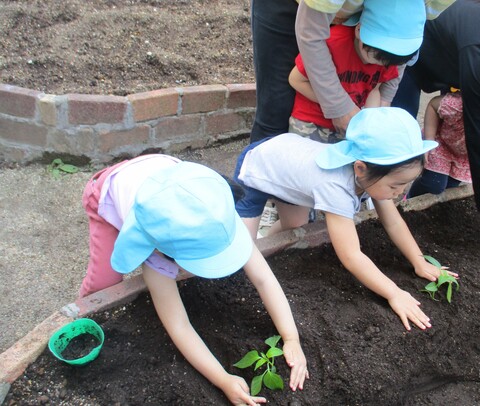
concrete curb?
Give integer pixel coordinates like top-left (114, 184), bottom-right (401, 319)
top-left (0, 184), bottom-right (473, 400)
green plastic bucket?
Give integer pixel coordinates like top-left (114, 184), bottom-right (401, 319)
top-left (48, 318), bottom-right (104, 366)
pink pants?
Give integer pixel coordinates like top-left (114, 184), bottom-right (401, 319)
top-left (79, 160), bottom-right (128, 298)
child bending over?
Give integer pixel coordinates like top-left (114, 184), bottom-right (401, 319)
top-left (234, 107), bottom-right (458, 331)
top-left (79, 156), bottom-right (308, 405)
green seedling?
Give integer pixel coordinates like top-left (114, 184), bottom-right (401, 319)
top-left (48, 158), bottom-right (79, 179)
top-left (233, 335), bottom-right (284, 396)
top-left (421, 255), bottom-right (459, 303)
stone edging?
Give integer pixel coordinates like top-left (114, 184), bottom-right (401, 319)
top-left (0, 83), bottom-right (256, 164)
top-left (0, 184), bottom-right (473, 401)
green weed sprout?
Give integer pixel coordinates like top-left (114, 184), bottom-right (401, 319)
top-left (233, 335), bottom-right (284, 396)
top-left (421, 255), bottom-right (459, 303)
top-left (48, 158), bottom-right (79, 179)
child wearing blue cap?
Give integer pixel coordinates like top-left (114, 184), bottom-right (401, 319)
top-left (289, 0), bottom-right (426, 143)
top-left (79, 155), bottom-right (308, 405)
top-left (234, 107), bottom-right (459, 331)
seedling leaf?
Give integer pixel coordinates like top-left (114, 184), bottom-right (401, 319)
top-left (234, 335), bottom-right (285, 396)
top-left (263, 371), bottom-right (284, 391)
top-left (251, 375), bottom-right (264, 396)
top-left (265, 335), bottom-right (281, 348)
top-left (420, 255), bottom-right (459, 303)
top-left (59, 164), bottom-right (79, 173)
top-left (447, 283), bottom-right (452, 303)
top-left (266, 347), bottom-right (284, 358)
top-left (423, 282), bottom-right (438, 293)
top-left (254, 358), bottom-right (267, 371)
top-left (233, 350), bottom-right (260, 368)
top-left (423, 255), bottom-right (442, 268)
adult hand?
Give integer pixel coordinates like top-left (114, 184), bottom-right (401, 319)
top-left (220, 374), bottom-right (266, 405)
top-left (331, 105), bottom-right (360, 135)
top-left (282, 338), bottom-right (309, 391)
top-left (388, 288), bottom-right (432, 331)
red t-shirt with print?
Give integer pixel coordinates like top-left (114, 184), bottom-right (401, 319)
top-left (291, 25), bottom-right (399, 129)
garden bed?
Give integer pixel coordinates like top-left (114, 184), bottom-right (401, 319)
top-left (5, 197), bottom-right (480, 405)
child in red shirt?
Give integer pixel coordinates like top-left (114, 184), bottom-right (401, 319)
top-left (289, 14), bottom-right (418, 143)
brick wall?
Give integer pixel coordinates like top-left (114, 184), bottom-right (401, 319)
top-left (0, 83), bottom-right (256, 164)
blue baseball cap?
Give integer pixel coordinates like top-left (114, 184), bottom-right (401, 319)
top-left (111, 162), bottom-right (253, 279)
top-left (315, 107), bottom-right (438, 169)
top-left (344, 0), bottom-right (426, 56)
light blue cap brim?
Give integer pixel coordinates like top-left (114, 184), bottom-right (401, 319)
top-left (111, 203), bottom-right (253, 279)
top-left (316, 139), bottom-right (438, 170)
top-left (175, 213), bottom-right (253, 279)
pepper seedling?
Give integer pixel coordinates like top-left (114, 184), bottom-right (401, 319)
top-left (421, 255), bottom-right (459, 303)
top-left (233, 335), bottom-right (284, 396)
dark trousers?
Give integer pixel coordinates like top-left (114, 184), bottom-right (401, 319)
top-left (407, 169), bottom-right (461, 198)
top-left (250, 0), bottom-right (299, 142)
top-left (391, 67), bottom-right (423, 118)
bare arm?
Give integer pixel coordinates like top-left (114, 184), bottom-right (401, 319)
top-left (364, 84), bottom-right (382, 108)
top-left (243, 244), bottom-right (309, 391)
top-left (373, 199), bottom-right (458, 280)
top-left (288, 66), bottom-right (318, 102)
top-left (423, 95), bottom-right (443, 140)
top-left (143, 265), bottom-right (265, 405)
top-left (324, 211), bottom-right (431, 331)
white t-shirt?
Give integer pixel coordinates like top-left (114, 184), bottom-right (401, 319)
top-left (238, 133), bottom-right (369, 219)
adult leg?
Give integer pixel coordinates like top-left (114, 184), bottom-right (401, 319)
top-left (250, 0), bottom-right (299, 142)
top-left (391, 66), bottom-right (422, 118)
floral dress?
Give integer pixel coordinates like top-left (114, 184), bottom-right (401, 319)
top-left (425, 92), bottom-right (471, 183)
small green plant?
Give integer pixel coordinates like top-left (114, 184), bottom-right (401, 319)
top-left (421, 255), bottom-right (459, 303)
top-left (47, 158), bottom-right (79, 179)
top-left (233, 335), bottom-right (284, 396)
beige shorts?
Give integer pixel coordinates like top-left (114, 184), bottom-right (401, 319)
top-left (289, 116), bottom-right (344, 144)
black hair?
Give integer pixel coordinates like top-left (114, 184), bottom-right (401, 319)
top-left (220, 174), bottom-right (245, 203)
top-left (363, 155), bottom-right (424, 185)
top-left (362, 44), bottom-right (417, 67)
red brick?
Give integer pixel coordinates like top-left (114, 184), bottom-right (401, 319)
top-left (0, 117), bottom-right (48, 146)
top-left (180, 85), bottom-right (226, 114)
top-left (205, 111), bottom-right (245, 135)
top-left (0, 84), bottom-right (41, 118)
top-left (128, 88), bottom-right (179, 122)
top-left (0, 311), bottom-right (72, 384)
top-left (68, 94), bottom-right (127, 125)
top-left (226, 83), bottom-right (256, 109)
top-left (154, 115), bottom-right (203, 141)
top-left (98, 125), bottom-right (150, 153)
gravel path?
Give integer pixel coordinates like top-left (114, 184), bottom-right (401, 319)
top-left (0, 139), bottom-right (247, 353)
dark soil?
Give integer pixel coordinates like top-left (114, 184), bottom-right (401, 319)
top-left (60, 334), bottom-right (101, 361)
top-left (6, 197), bottom-right (480, 405)
top-left (0, 0), bottom-right (253, 96)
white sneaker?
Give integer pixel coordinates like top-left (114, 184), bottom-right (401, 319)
top-left (259, 205), bottom-right (278, 227)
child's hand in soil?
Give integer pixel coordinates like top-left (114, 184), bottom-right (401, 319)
top-left (221, 374), bottom-right (266, 405)
top-left (282, 338), bottom-right (309, 391)
top-left (414, 260), bottom-right (459, 282)
top-left (388, 288), bottom-right (432, 331)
